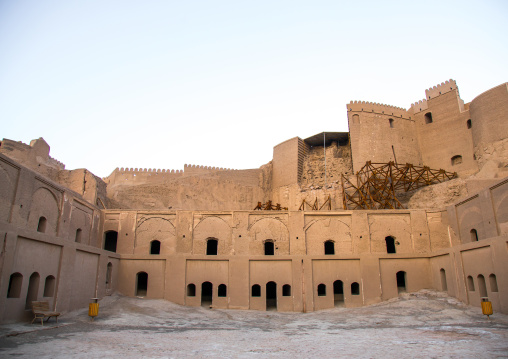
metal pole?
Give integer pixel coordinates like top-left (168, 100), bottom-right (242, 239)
top-left (324, 132), bottom-right (326, 187)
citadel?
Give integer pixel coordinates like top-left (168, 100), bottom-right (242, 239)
top-left (0, 79), bottom-right (507, 322)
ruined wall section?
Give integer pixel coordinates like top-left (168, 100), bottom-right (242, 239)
top-left (0, 138), bottom-right (65, 181)
top-left (347, 102), bottom-right (421, 173)
top-left (411, 80), bottom-right (477, 176)
top-left (272, 137), bottom-right (308, 189)
top-left (300, 141), bottom-right (353, 188)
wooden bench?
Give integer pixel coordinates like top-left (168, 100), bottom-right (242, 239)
top-left (31, 301), bottom-right (60, 325)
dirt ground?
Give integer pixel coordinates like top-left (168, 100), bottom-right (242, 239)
top-left (1, 290), bottom-right (507, 358)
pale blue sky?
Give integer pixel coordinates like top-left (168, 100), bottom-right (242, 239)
top-left (1, 1), bottom-right (507, 177)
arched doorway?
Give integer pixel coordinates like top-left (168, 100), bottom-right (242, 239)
top-left (206, 239), bottom-right (218, 255)
top-left (440, 268), bottom-right (447, 291)
top-left (333, 280), bottom-right (344, 306)
top-left (25, 272), bottom-right (40, 309)
top-left (324, 241), bottom-right (335, 255)
top-left (136, 272), bottom-right (148, 297)
top-left (201, 281), bottom-right (213, 307)
top-left (266, 281), bottom-right (277, 310)
top-left (385, 236), bottom-right (396, 253)
top-left (396, 271), bottom-right (406, 293)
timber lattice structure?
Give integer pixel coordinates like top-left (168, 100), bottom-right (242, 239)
top-left (341, 161), bottom-right (457, 210)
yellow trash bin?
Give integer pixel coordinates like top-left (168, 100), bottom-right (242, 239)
top-left (89, 298), bottom-right (99, 321)
top-left (481, 297), bottom-right (493, 319)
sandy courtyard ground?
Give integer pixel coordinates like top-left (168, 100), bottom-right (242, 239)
top-left (1, 290), bottom-right (507, 358)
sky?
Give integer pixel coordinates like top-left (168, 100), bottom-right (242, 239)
top-left (1, 1), bottom-right (507, 178)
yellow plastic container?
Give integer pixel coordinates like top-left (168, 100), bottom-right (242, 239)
top-left (89, 297), bottom-right (100, 321)
top-left (481, 300), bottom-right (493, 316)
top-left (89, 303), bottom-right (99, 317)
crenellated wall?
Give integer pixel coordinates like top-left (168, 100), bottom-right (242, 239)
top-left (412, 81), bottom-right (476, 176)
top-left (347, 101), bottom-right (421, 173)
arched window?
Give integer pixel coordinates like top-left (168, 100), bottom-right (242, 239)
top-left (25, 272), bottom-right (40, 309)
top-left (424, 112), bottom-right (433, 124)
top-left (451, 155), bottom-right (462, 166)
top-left (352, 114), bottom-right (359, 124)
top-left (75, 228), bottom-right (82, 242)
top-left (389, 118), bottom-right (394, 128)
top-left (136, 272), bottom-right (148, 297)
top-left (477, 275), bottom-right (487, 297)
top-left (37, 216), bottom-right (47, 233)
top-left (351, 282), bottom-right (360, 295)
top-left (251, 284), bottom-right (261, 297)
top-left (324, 240), bottom-right (335, 255)
top-left (467, 276), bottom-right (475, 291)
top-left (43, 275), bottom-right (56, 297)
top-left (317, 284), bottom-right (326, 296)
top-left (104, 231), bottom-right (118, 252)
top-left (440, 268), bottom-right (447, 291)
top-left (218, 284), bottom-right (227, 297)
top-left (206, 238), bottom-right (218, 255)
top-left (106, 262), bottom-right (113, 290)
top-left (150, 240), bottom-right (161, 255)
top-left (7, 273), bottom-right (23, 298)
top-left (187, 283), bottom-right (196, 297)
top-left (489, 274), bottom-right (498, 292)
top-left (396, 271), bottom-right (406, 293)
top-left (470, 229), bottom-right (478, 242)
top-left (282, 284), bottom-right (291, 296)
top-left (467, 119), bottom-right (472, 129)
top-left (385, 236), bottom-right (396, 254)
top-left (264, 241), bottom-right (274, 255)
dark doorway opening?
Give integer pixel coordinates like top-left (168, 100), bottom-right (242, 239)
top-left (104, 231), bottom-right (118, 252)
top-left (136, 272), bottom-right (148, 297)
top-left (333, 280), bottom-right (344, 306)
top-left (264, 241), bottom-right (274, 255)
top-left (201, 281), bottom-right (213, 307)
top-left (266, 281), bottom-right (277, 310)
top-left (396, 271), bottom-right (406, 293)
top-left (324, 241), bottom-right (335, 255)
top-left (150, 240), bottom-right (161, 254)
top-left (440, 268), bottom-right (447, 291)
top-left (206, 239), bottom-right (218, 255)
top-left (385, 236), bottom-right (396, 253)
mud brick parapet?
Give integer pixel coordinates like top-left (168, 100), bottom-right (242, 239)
top-left (104, 167), bottom-right (184, 184)
top-left (410, 99), bottom-right (429, 114)
top-left (425, 79), bottom-right (457, 100)
top-left (347, 100), bottom-right (409, 119)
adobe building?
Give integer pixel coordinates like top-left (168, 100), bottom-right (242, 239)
top-left (0, 80), bottom-right (507, 323)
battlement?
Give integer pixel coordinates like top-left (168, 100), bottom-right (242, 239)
top-left (116, 167), bottom-right (184, 174)
top-left (424, 79), bottom-right (457, 100)
top-left (347, 100), bottom-right (408, 118)
top-left (410, 99), bottom-right (429, 114)
top-left (184, 163), bottom-right (237, 173)
top-left (48, 156), bottom-right (66, 169)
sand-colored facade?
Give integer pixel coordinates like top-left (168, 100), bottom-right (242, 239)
top-left (0, 80), bottom-right (507, 323)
